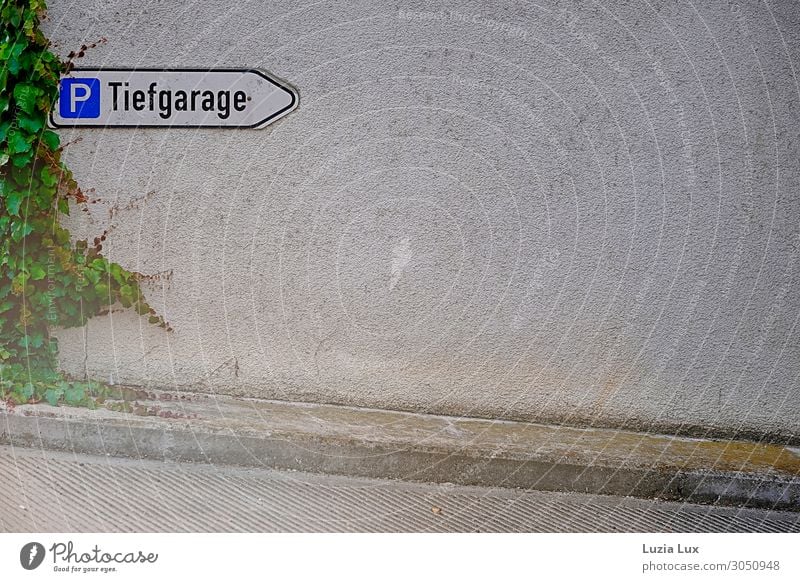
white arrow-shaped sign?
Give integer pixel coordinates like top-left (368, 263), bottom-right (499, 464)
top-left (50, 68), bottom-right (298, 129)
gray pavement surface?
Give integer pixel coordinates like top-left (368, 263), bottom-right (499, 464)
top-left (1, 445), bottom-right (798, 533)
top-left (4, 392), bottom-right (799, 510)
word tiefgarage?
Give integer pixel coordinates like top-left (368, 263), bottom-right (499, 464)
top-left (108, 81), bottom-right (248, 120)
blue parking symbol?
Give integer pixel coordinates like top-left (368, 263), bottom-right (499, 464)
top-left (59, 78), bottom-right (101, 118)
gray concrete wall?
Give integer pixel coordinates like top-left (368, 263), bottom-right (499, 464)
top-left (44, 0), bottom-right (800, 440)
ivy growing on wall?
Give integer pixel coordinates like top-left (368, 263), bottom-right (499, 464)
top-left (1, 0), bottom-right (165, 406)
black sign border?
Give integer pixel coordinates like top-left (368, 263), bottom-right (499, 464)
top-left (48, 67), bottom-right (298, 129)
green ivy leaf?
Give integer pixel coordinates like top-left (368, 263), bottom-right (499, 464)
top-left (40, 129), bottom-right (59, 150)
top-left (83, 267), bottom-right (101, 285)
top-left (64, 385), bottom-right (85, 405)
top-left (30, 264), bottom-right (46, 280)
top-left (44, 388), bottom-right (61, 406)
top-left (4, 5), bottom-right (22, 28)
top-left (40, 165), bottom-right (58, 187)
top-left (10, 220), bottom-right (34, 241)
top-left (13, 82), bottom-right (42, 115)
top-left (11, 148), bottom-right (35, 167)
top-left (18, 114), bottom-right (43, 133)
top-left (58, 197), bottom-right (69, 214)
top-left (20, 382), bottom-right (34, 401)
top-left (29, 332), bottom-right (45, 349)
top-left (7, 130), bottom-right (32, 154)
top-left (0, 120), bottom-right (11, 142)
top-left (5, 190), bottom-right (24, 216)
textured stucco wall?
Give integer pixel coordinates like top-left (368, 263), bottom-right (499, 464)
top-left (44, 0), bottom-right (800, 440)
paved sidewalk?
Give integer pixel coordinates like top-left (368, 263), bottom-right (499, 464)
top-left (1, 445), bottom-right (798, 533)
top-left (3, 390), bottom-right (799, 510)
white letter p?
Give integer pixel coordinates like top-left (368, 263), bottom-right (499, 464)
top-left (70, 83), bottom-right (92, 113)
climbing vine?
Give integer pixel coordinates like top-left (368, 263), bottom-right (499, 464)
top-left (1, 0), bottom-right (165, 406)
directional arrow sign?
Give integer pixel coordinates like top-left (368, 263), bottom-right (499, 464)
top-left (50, 68), bottom-right (298, 129)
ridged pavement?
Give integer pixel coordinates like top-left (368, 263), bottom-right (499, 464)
top-left (2, 445), bottom-right (798, 533)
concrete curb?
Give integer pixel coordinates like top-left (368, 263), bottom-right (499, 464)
top-left (2, 390), bottom-right (798, 511)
